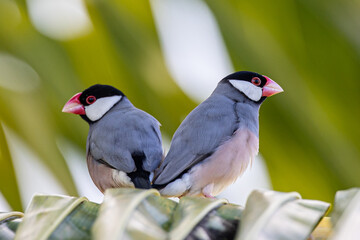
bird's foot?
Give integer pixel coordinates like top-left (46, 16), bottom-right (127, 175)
top-left (204, 193), bottom-right (216, 199)
top-left (202, 183), bottom-right (215, 198)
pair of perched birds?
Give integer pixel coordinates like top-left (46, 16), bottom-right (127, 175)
top-left (62, 71), bottom-right (283, 198)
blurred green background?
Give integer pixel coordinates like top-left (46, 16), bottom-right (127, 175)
top-left (0, 0), bottom-right (359, 211)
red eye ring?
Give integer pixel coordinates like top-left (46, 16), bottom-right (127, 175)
top-left (251, 77), bottom-right (261, 86)
top-left (86, 96), bottom-right (96, 105)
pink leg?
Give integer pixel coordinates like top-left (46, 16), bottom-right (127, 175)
top-left (203, 193), bottom-right (216, 199)
top-left (202, 183), bottom-right (216, 198)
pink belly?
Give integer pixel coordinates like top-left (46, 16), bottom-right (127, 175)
top-left (189, 128), bottom-right (259, 196)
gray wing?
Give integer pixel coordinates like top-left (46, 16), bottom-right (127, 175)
top-left (154, 95), bottom-right (238, 185)
top-left (88, 108), bottom-right (163, 173)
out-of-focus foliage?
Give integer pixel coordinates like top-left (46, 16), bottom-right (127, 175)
top-left (0, 188), bottom-right (333, 240)
top-left (0, 0), bottom-right (359, 209)
top-left (0, 124), bottom-right (21, 211)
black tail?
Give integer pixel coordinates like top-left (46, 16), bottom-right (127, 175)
top-left (151, 183), bottom-right (166, 190)
top-left (128, 152), bottom-right (151, 189)
top-left (131, 175), bottom-right (151, 189)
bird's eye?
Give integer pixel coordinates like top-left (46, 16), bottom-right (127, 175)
top-left (86, 96), bottom-right (96, 105)
top-left (251, 77), bottom-right (261, 86)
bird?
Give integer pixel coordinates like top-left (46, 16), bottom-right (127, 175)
top-left (62, 84), bottom-right (163, 192)
top-left (152, 71), bottom-right (283, 198)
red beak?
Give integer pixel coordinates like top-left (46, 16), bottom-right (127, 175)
top-left (262, 76), bottom-right (284, 97)
top-left (62, 92), bottom-right (85, 115)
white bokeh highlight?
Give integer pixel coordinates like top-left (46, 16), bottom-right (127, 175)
top-left (4, 127), bottom-right (66, 209)
top-left (0, 53), bottom-right (40, 92)
top-left (26, 0), bottom-right (92, 40)
top-left (150, 0), bottom-right (233, 102)
top-left (0, 193), bottom-right (11, 212)
top-left (57, 138), bottom-right (103, 204)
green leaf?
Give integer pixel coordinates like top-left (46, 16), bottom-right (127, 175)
top-left (330, 188), bottom-right (360, 239)
top-left (2, 195), bottom-right (99, 240)
top-left (310, 217), bottom-right (332, 240)
top-left (49, 201), bottom-right (99, 240)
top-left (92, 188), bottom-right (172, 240)
top-left (217, 203), bottom-right (243, 221)
top-left (169, 197), bottom-right (228, 240)
top-left (0, 212), bottom-right (23, 222)
top-left (124, 196), bottom-right (175, 239)
top-left (0, 212), bottom-right (23, 240)
top-left (187, 203), bottom-right (243, 240)
top-left (0, 123), bottom-right (22, 211)
top-left (0, 190), bottom-right (345, 239)
top-left (236, 190), bottom-right (330, 240)
top-left (14, 194), bottom-right (88, 240)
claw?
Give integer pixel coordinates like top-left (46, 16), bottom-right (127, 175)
top-left (204, 194), bottom-right (216, 199)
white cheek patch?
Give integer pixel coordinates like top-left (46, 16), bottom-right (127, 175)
top-left (229, 80), bottom-right (262, 101)
top-left (85, 95), bottom-right (122, 121)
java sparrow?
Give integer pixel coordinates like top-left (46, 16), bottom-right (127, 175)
top-left (62, 84), bottom-right (163, 192)
top-left (152, 71), bottom-right (283, 198)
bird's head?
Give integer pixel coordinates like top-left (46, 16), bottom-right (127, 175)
top-left (221, 71), bottom-right (283, 103)
top-left (62, 84), bottom-right (124, 122)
